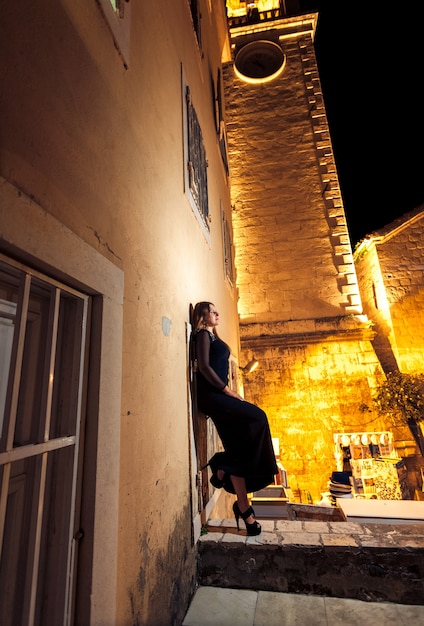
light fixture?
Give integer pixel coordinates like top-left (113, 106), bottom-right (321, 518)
top-left (239, 358), bottom-right (259, 375)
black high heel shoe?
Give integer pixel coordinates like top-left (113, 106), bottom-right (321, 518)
top-left (232, 502), bottom-right (261, 536)
top-left (202, 458), bottom-right (226, 489)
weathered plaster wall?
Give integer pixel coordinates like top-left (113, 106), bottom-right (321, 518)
top-left (0, 1), bottom-right (235, 623)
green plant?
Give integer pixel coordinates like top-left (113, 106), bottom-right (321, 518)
top-left (374, 371), bottom-right (424, 426)
top-left (353, 240), bottom-right (369, 261)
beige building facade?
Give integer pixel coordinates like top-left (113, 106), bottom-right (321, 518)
top-left (0, 1), bottom-right (237, 624)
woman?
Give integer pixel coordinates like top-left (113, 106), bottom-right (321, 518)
top-left (192, 301), bottom-right (278, 536)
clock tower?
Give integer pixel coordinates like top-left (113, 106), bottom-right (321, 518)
top-left (223, 2), bottom-right (380, 498)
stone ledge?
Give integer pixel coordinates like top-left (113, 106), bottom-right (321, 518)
top-left (198, 519), bottom-right (424, 605)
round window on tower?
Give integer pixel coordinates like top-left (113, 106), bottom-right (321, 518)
top-left (234, 40), bottom-right (286, 84)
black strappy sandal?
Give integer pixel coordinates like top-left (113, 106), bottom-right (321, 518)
top-left (233, 502), bottom-right (261, 536)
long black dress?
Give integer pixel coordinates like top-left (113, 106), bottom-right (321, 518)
top-left (194, 328), bottom-right (278, 494)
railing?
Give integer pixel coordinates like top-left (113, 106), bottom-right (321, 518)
top-left (228, 8), bottom-right (282, 28)
top-left (227, 0), bottom-right (303, 28)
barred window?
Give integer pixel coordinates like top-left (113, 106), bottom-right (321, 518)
top-left (189, 0), bottom-right (202, 47)
top-left (0, 256), bottom-right (89, 625)
top-left (222, 208), bottom-right (235, 286)
top-left (186, 86), bottom-right (209, 231)
top-left (98, 0), bottom-right (131, 67)
top-left (216, 69), bottom-right (229, 176)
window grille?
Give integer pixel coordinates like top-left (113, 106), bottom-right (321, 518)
top-left (222, 209), bottom-right (235, 286)
top-left (189, 0), bottom-right (202, 46)
top-left (216, 69), bottom-right (229, 176)
top-left (0, 256), bottom-right (89, 626)
top-left (186, 87), bottom-right (209, 230)
top-left (97, 0), bottom-right (131, 67)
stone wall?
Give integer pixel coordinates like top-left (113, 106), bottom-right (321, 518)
top-left (222, 15), bottom-right (400, 502)
top-left (240, 317), bottom-right (387, 501)
top-left (223, 17), bottom-right (360, 324)
top-left (199, 518), bottom-right (424, 605)
top-left (355, 208), bottom-right (424, 375)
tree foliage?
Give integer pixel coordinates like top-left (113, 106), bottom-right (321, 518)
top-left (374, 371), bottom-right (424, 426)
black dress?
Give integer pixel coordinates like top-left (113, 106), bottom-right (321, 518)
top-left (194, 328), bottom-right (278, 494)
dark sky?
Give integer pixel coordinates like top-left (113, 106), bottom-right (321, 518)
top-left (298, 1), bottom-right (424, 245)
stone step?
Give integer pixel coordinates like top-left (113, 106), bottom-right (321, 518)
top-left (198, 518), bottom-right (424, 605)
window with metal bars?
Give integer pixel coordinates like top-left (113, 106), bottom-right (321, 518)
top-left (0, 256), bottom-right (89, 626)
top-left (222, 208), bottom-right (235, 286)
top-left (186, 86), bottom-right (209, 231)
top-left (97, 0), bottom-right (130, 67)
top-left (189, 0), bottom-right (202, 47)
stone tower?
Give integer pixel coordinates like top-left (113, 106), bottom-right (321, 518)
top-left (224, 4), bottom-right (384, 499)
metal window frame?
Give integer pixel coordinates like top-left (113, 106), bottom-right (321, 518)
top-left (0, 255), bottom-right (89, 626)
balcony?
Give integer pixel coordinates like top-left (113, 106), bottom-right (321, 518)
top-left (227, 1), bottom-right (301, 28)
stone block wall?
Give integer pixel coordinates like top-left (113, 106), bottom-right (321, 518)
top-left (222, 15), bottom-right (419, 501)
top-left (355, 209), bottom-right (424, 375)
top-left (240, 317), bottom-right (388, 501)
top-left (223, 19), bottom-right (361, 324)
top-left (199, 519), bottom-right (424, 605)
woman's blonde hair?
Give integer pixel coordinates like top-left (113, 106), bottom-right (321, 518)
top-left (192, 301), bottom-right (218, 336)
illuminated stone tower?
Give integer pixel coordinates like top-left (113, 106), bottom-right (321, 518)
top-left (224, 2), bottom-right (382, 498)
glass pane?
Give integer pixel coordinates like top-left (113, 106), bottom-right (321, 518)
top-left (35, 446), bottom-right (75, 625)
top-left (14, 278), bottom-right (55, 446)
top-left (0, 263), bottom-right (20, 445)
top-left (50, 293), bottom-right (86, 439)
top-left (0, 456), bottom-right (39, 626)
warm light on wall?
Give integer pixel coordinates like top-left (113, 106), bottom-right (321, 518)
top-left (239, 358), bottom-right (259, 374)
top-left (234, 59), bottom-right (286, 85)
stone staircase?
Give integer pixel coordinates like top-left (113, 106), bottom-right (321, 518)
top-left (197, 516), bottom-right (424, 605)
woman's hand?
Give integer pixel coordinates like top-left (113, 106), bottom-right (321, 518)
top-left (222, 385), bottom-right (245, 401)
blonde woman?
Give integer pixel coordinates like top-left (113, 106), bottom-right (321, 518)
top-left (192, 301), bottom-right (277, 536)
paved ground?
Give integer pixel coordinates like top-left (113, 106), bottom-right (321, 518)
top-left (182, 585), bottom-right (424, 625)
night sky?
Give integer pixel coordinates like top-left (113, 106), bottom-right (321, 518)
top-left (299, 2), bottom-right (424, 245)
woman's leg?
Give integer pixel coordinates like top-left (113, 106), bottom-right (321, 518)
top-left (230, 475), bottom-right (257, 525)
top-left (202, 394), bottom-right (277, 494)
